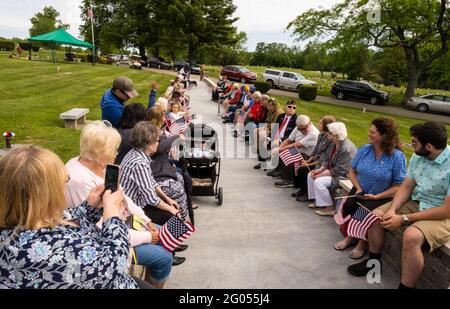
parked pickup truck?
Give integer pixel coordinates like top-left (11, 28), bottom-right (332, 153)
top-left (262, 69), bottom-right (316, 91)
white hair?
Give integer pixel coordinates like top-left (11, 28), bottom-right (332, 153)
top-left (155, 97), bottom-right (169, 111)
top-left (164, 86), bottom-right (174, 97)
top-left (296, 115), bottom-right (310, 126)
top-left (327, 122), bottom-right (347, 141)
top-left (253, 91), bottom-right (262, 100)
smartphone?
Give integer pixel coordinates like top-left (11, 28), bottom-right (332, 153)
top-left (105, 164), bottom-right (120, 192)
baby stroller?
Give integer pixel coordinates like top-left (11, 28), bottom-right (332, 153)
top-left (179, 124), bottom-right (223, 206)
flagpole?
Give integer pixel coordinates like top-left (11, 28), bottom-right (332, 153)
top-left (89, 6), bottom-right (96, 66)
top-left (294, 145), bottom-right (311, 172)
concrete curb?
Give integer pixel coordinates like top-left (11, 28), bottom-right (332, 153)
top-left (203, 77), bottom-right (216, 90)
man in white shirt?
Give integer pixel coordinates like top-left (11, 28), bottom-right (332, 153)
top-left (273, 115), bottom-right (320, 188)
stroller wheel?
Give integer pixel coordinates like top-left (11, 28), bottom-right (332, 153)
top-left (217, 187), bottom-right (223, 206)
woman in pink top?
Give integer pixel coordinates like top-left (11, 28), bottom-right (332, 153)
top-left (65, 121), bottom-right (173, 288)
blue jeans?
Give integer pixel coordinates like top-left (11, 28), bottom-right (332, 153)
top-left (134, 243), bottom-right (173, 283)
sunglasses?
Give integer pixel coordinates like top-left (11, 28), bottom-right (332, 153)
top-left (286, 105), bottom-right (296, 109)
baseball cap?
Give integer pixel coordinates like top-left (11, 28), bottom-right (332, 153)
top-left (113, 77), bottom-right (139, 99)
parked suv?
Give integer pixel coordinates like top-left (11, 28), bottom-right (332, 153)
top-left (406, 94), bottom-right (450, 114)
top-left (148, 57), bottom-right (173, 70)
top-left (330, 80), bottom-right (389, 105)
top-left (220, 65), bottom-right (257, 84)
top-left (262, 69), bottom-right (316, 91)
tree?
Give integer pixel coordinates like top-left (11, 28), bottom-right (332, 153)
top-left (288, 0), bottom-right (450, 105)
top-left (29, 6), bottom-right (69, 37)
top-left (80, 0), bottom-right (241, 61)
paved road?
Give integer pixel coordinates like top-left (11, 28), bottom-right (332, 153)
top-left (139, 65), bottom-right (449, 124)
top-left (141, 65), bottom-right (448, 124)
top-left (268, 89), bottom-right (450, 124)
top-left (166, 81), bottom-right (398, 288)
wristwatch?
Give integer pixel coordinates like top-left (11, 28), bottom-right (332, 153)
top-left (402, 214), bottom-right (410, 226)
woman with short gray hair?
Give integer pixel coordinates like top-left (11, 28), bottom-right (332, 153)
top-left (307, 122), bottom-right (357, 216)
top-left (120, 121), bottom-right (185, 225)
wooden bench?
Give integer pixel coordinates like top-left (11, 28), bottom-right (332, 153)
top-left (59, 108), bottom-right (89, 129)
top-left (338, 179), bottom-right (450, 289)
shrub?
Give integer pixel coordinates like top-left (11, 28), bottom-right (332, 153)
top-left (0, 40), bottom-right (15, 51)
top-left (17, 43), bottom-right (40, 52)
top-left (253, 80), bottom-right (271, 94)
top-left (298, 84), bottom-right (318, 101)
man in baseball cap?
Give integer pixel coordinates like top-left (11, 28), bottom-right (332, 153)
top-left (100, 76), bottom-right (139, 128)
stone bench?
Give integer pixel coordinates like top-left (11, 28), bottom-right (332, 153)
top-left (59, 108), bottom-right (89, 129)
top-left (338, 179), bottom-right (450, 289)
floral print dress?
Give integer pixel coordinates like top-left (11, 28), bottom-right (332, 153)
top-left (0, 202), bottom-right (138, 289)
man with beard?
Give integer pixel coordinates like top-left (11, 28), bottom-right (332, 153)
top-left (347, 121), bottom-right (450, 289)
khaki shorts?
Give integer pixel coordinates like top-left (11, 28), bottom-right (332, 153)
top-left (378, 200), bottom-right (450, 252)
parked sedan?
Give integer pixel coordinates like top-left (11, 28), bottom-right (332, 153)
top-left (220, 65), bottom-right (257, 84)
top-left (406, 94), bottom-right (450, 114)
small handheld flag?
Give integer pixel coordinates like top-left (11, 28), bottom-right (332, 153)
top-left (159, 216), bottom-right (195, 252)
top-left (169, 116), bottom-right (189, 135)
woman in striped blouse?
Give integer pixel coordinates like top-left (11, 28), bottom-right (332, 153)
top-left (120, 121), bottom-right (184, 226)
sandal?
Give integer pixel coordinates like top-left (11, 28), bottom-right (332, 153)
top-left (334, 238), bottom-right (355, 251)
top-left (192, 203), bottom-right (199, 210)
top-left (349, 249), bottom-right (367, 259)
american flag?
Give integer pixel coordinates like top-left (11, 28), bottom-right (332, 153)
top-left (347, 204), bottom-right (379, 241)
top-left (87, 7), bottom-right (94, 19)
top-left (159, 216), bottom-right (195, 252)
top-left (279, 147), bottom-right (305, 176)
top-left (237, 110), bottom-right (247, 124)
top-left (169, 116), bottom-right (189, 135)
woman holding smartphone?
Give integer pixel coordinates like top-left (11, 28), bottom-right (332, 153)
top-left (0, 146), bottom-right (143, 288)
top-left (65, 121), bottom-right (175, 287)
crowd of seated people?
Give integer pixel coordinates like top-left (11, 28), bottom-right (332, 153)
top-left (218, 81), bottom-right (449, 289)
top-left (0, 75), bottom-right (200, 289)
top-left (1, 71), bottom-right (449, 290)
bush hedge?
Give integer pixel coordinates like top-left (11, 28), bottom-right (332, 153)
top-left (253, 80), bottom-right (271, 94)
top-left (298, 84), bottom-right (318, 101)
top-left (0, 40), bottom-right (15, 51)
top-left (18, 43), bottom-right (40, 52)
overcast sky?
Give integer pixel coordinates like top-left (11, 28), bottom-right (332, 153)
top-left (0, 0), bottom-right (341, 51)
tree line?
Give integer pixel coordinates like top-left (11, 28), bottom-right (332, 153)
top-left (249, 41), bottom-right (450, 92)
top-left (79, 0), bottom-right (246, 64)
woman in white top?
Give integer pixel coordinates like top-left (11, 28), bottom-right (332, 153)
top-left (65, 121), bottom-right (173, 288)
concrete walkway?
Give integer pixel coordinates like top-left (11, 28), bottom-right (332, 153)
top-left (166, 81), bottom-right (398, 289)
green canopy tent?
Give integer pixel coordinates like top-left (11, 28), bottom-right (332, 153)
top-left (28, 29), bottom-right (95, 64)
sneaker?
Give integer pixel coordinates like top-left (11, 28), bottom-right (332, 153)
top-left (307, 202), bottom-right (317, 209)
top-left (296, 195), bottom-right (310, 202)
top-left (347, 258), bottom-right (381, 277)
top-left (274, 180), bottom-right (294, 188)
top-left (253, 163), bottom-right (261, 169)
top-left (291, 190), bottom-right (304, 197)
top-left (314, 209), bottom-right (335, 216)
top-left (266, 169), bottom-right (277, 176)
top-left (271, 170), bottom-right (282, 178)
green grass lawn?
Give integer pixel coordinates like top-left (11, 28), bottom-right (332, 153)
top-left (204, 64), bottom-right (450, 108)
top-left (1, 53), bottom-right (448, 163)
top-left (0, 52), bottom-right (171, 162)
